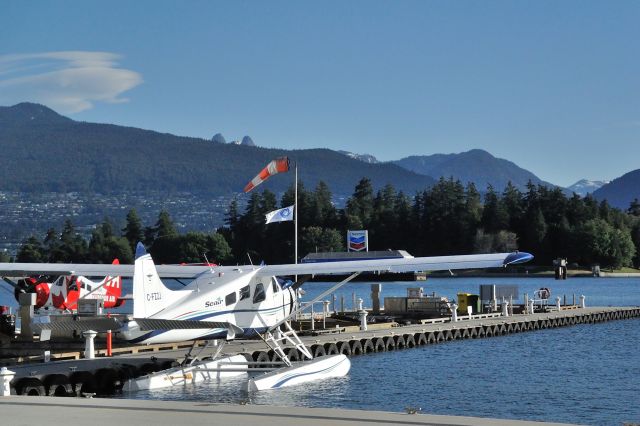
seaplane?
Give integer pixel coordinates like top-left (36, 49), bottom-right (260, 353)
top-left (0, 245), bottom-right (533, 391)
top-left (2, 259), bottom-right (124, 312)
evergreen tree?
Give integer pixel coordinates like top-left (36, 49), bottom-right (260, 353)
top-left (43, 228), bottom-right (62, 261)
top-left (346, 178), bottom-right (373, 230)
top-left (627, 199), bottom-right (640, 216)
top-left (148, 210), bottom-right (179, 263)
top-left (17, 236), bottom-right (44, 262)
top-left (481, 185), bottom-right (509, 233)
top-left (58, 219), bottom-right (87, 262)
top-left (122, 209), bottom-right (144, 251)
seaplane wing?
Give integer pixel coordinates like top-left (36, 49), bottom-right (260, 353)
top-left (0, 251), bottom-right (532, 280)
top-left (254, 251), bottom-right (533, 277)
top-left (0, 263), bottom-right (213, 279)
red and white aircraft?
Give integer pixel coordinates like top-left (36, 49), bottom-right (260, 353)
top-left (4, 259), bottom-right (124, 312)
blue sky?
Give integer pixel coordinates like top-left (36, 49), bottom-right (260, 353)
top-left (1, 1), bottom-right (638, 187)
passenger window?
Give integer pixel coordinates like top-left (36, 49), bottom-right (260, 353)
top-left (239, 285), bottom-right (250, 301)
top-left (271, 278), bottom-right (280, 293)
top-left (253, 283), bottom-right (266, 303)
top-left (225, 292), bottom-right (236, 306)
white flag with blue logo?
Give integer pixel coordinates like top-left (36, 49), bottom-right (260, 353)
top-left (265, 205), bottom-right (294, 224)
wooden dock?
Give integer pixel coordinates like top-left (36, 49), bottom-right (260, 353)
top-left (1, 306), bottom-right (638, 396)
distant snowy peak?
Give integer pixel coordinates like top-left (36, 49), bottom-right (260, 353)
top-left (567, 179), bottom-right (609, 196)
top-left (337, 150), bottom-right (379, 164)
top-left (219, 135), bottom-right (256, 147)
top-left (241, 136), bottom-right (255, 147)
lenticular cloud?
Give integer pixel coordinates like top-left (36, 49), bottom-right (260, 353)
top-left (0, 51), bottom-right (143, 113)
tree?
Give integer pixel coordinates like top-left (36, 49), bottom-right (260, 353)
top-left (300, 227), bottom-right (343, 255)
top-left (43, 228), bottom-right (62, 261)
top-left (346, 178), bottom-right (373, 229)
top-left (122, 209), bottom-right (144, 251)
top-left (90, 219), bottom-right (133, 263)
top-left (148, 210), bottom-right (179, 263)
top-left (628, 199), bottom-right (640, 217)
top-left (17, 236), bottom-right (44, 262)
top-left (481, 185), bottom-right (509, 233)
top-left (207, 232), bottom-right (232, 264)
top-left (574, 219), bottom-right (635, 268)
top-left (631, 221), bottom-right (640, 267)
top-left (58, 219), bottom-right (87, 262)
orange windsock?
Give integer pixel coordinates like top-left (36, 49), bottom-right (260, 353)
top-left (244, 157), bottom-right (290, 192)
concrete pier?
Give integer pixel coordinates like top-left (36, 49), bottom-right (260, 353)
top-left (0, 396), bottom-right (580, 426)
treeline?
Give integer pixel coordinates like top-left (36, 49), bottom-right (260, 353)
top-left (14, 177), bottom-right (640, 268)
top-left (16, 210), bottom-right (232, 265)
top-left (222, 178), bottom-right (640, 268)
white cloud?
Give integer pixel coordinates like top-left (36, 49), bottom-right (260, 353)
top-left (0, 51), bottom-right (143, 113)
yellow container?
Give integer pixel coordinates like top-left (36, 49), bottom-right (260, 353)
top-left (457, 293), bottom-right (480, 314)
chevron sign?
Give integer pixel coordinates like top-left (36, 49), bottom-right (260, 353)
top-left (347, 230), bottom-right (368, 252)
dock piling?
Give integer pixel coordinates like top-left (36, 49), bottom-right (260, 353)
top-left (1, 367), bottom-right (15, 396)
top-left (357, 299), bottom-right (367, 331)
top-left (83, 330), bottom-right (98, 359)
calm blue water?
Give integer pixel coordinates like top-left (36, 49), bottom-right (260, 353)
top-left (126, 318), bottom-right (640, 426)
top-left (2, 277), bottom-right (639, 424)
top-left (299, 276), bottom-right (640, 310)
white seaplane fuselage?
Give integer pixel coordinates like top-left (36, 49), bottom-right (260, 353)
top-left (121, 261), bottom-right (295, 344)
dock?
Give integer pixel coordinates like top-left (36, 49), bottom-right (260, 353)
top-left (1, 306), bottom-right (639, 397)
top-left (0, 396), bottom-right (580, 425)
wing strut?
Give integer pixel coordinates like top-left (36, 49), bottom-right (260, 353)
top-left (275, 271), bottom-right (360, 330)
top-left (260, 272), bottom-right (361, 366)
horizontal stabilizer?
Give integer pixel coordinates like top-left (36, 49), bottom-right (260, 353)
top-left (32, 317), bottom-right (122, 333)
top-left (133, 318), bottom-right (244, 338)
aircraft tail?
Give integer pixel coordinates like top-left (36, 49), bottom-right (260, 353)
top-left (133, 243), bottom-right (179, 318)
top-left (104, 258), bottom-right (124, 307)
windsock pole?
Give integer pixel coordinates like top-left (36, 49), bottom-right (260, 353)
top-left (294, 162), bottom-right (298, 267)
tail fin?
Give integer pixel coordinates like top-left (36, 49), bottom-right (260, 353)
top-left (104, 258), bottom-right (123, 307)
top-left (133, 243), bottom-right (177, 318)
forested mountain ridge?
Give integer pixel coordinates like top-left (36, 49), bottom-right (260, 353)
top-left (0, 103), bottom-right (434, 196)
top-left (394, 149), bottom-right (554, 191)
top-left (593, 169), bottom-right (640, 210)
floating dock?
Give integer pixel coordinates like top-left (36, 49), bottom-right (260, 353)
top-left (1, 306), bottom-right (638, 397)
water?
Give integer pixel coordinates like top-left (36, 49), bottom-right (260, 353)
top-left (299, 276), bottom-right (640, 310)
top-left (123, 318), bottom-right (640, 425)
top-left (2, 277), bottom-right (639, 424)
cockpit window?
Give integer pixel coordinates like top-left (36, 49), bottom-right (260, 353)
top-left (253, 283), bottom-right (266, 303)
top-left (271, 278), bottom-right (280, 293)
top-left (225, 292), bottom-right (237, 306)
top-left (239, 285), bottom-right (250, 301)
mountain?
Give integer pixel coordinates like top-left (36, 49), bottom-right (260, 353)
top-left (567, 179), bottom-right (609, 197)
top-left (0, 102), bottom-right (72, 126)
top-left (211, 133), bottom-right (226, 144)
top-left (593, 169), bottom-right (640, 210)
top-left (0, 103), bottom-right (434, 196)
top-left (337, 150), bottom-right (379, 164)
top-left (394, 149), bottom-right (553, 191)
top-left (241, 136), bottom-right (256, 147)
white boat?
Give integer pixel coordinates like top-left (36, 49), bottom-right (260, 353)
top-left (246, 354), bottom-right (350, 391)
top-left (123, 354), bottom-right (248, 392)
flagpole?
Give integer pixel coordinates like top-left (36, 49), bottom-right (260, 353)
top-left (294, 162), bottom-right (298, 266)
